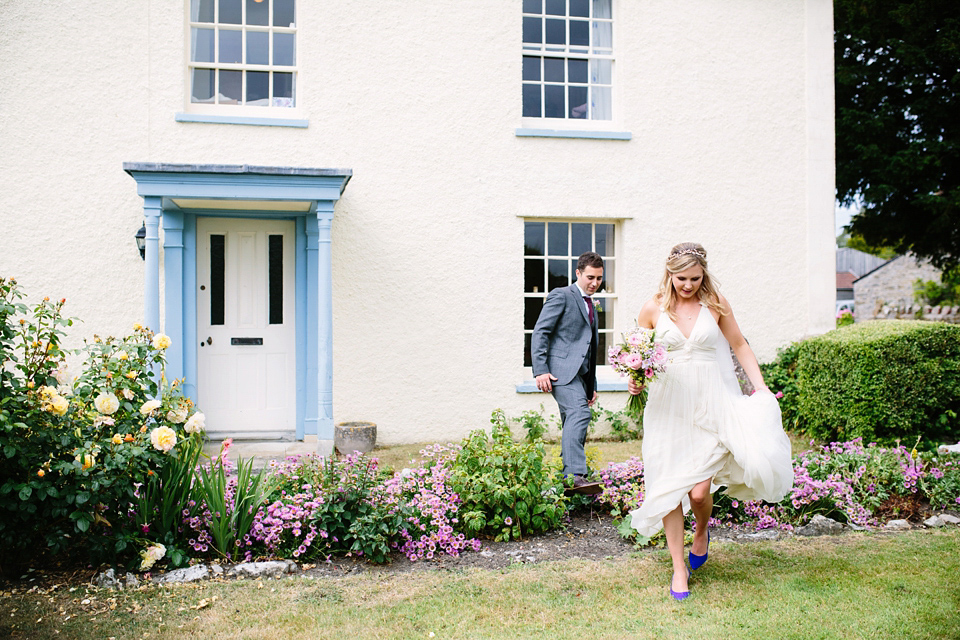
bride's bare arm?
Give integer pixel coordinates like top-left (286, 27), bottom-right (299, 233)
top-left (716, 294), bottom-right (769, 392)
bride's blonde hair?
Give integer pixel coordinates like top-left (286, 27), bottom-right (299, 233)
top-left (656, 242), bottom-right (727, 321)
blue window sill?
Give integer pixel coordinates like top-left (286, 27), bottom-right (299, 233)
top-left (176, 113), bottom-right (309, 128)
top-left (515, 128), bottom-right (632, 140)
top-left (516, 379), bottom-right (628, 393)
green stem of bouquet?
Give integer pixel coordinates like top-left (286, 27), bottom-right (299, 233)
top-left (625, 388), bottom-right (647, 423)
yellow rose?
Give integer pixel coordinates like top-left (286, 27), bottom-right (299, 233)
top-left (151, 333), bottom-right (172, 350)
top-left (113, 350), bottom-right (129, 361)
top-left (111, 434), bottom-right (123, 445)
top-left (150, 426), bottom-right (177, 453)
top-left (37, 469), bottom-right (45, 478)
top-left (139, 399), bottom-right (162, 415)
top-left (49, 395), bottom-right (69, 417)
top-left (94, 392), bottom-right (120, 415)
top-left (76, 452), bottom-right (95, 471)
top-left (125, 371), bottom-right (139, 380)
top-left (133, 322), bottom-right (143, 331)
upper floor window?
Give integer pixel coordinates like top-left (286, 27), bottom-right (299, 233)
top-left (522, 0), bottom-right (613, 121)
top-left (188, 0), bottom-right (297, 109)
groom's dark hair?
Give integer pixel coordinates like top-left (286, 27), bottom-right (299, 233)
top-left (577, 252), bottom-right (604, 271)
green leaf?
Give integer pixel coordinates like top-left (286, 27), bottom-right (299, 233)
top-left (3, 445), bottom-right (14, 458)
top-left (76, 518), bottom-right (90, 533)
top-left (18, 486), bottom-right (32, 501)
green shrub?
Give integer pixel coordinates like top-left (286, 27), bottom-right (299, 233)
top-left (0, 277), bottom-right (204, 573)
top-left (759, 341), bottom-right (803, 431)
top-left (451, 410), bottom-right (566, 542)
top-left (791, 321), bottom-right (960, 445)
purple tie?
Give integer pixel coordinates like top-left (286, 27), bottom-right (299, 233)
top-left (583, 296), bottom-right (594, 325)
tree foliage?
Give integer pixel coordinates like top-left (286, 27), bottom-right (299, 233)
top-left (835, 0), bottom-right (960, 269)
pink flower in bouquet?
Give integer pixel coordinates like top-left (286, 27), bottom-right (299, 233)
top-left (645, 368), bottom-right (655, 378)
top-left (624, 353), bottom-right (644, 370)
top-left (652, 345), bottom-right (668, 365)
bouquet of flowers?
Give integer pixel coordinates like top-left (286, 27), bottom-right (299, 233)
top-left (607, 327), bottom-right (668, 420)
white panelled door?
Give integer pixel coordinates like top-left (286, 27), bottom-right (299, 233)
top-left (197, 218), bottom-right (296, 438)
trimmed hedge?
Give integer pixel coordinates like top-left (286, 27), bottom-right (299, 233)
top-left (763, 321), bottom-right (960, 446)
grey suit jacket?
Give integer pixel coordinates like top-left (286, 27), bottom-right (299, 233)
top-left (531, 284), bottom-right (598, 388)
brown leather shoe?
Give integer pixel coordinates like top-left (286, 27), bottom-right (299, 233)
top-left (564, 475), bottom-right (603, 495)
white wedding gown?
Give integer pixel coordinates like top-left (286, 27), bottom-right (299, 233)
top-left (628, 303), bottom-right (794, 538)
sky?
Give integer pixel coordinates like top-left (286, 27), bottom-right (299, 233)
top-left (835, 201), bottom-right (858, 237)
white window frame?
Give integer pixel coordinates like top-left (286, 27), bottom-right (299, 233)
top-left (523, 219), bottom-right (617, 375)
top-left (521, 0), bottom-right (618, 130)
top-left (184, 0), bottom-right (301, 118)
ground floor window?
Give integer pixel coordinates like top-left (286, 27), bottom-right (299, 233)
top-left (523, 220), bottom-right (616, 367)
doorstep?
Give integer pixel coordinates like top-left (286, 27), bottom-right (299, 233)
top-left (201, 438), bottom-right (322, 469)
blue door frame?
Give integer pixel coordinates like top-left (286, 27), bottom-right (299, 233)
top-left (124, 163), bottom-right (352, 442)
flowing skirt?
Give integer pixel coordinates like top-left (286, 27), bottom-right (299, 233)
top-left (628, 359), bottom-right (793, 538)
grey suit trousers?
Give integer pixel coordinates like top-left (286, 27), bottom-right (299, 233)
top-left (553, 365), bottom-right (592, 476)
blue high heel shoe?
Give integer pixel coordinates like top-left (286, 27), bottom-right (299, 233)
top-left (689, 531), bottom-right (710, 570)
top-left (669, 569), bottom-right (691, 601)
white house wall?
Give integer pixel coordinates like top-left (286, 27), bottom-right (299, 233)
top-left (0, 1), bottom-right (835, 444)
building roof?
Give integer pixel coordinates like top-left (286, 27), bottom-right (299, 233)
top-left (836, 271), bottom-right (857, 290)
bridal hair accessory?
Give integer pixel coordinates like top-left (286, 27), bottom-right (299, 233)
top-left (669, 248), bottom-right (705, 260)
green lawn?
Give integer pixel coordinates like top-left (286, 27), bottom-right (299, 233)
top-left (4, 530), bottom-right (958, 639)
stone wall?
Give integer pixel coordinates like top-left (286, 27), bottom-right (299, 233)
top-left (853, 256), bottom-right (942, 320)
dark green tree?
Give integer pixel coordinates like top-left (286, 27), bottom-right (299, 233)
top-left (835, 0), bottom-right (960, 269)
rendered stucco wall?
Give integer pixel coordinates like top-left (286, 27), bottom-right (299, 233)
top-left (0, 0), bottom-right (835, 444)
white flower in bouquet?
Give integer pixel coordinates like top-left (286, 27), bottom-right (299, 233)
top-left (184, 412), bottom-right (206, 434)
top-left (94, 392), bottom-right (120, 415)
top-left (139, 399), bottom-right (162, 415)
top-left (150, 426), bottom-right (177, 453)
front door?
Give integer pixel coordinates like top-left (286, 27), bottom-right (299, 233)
top-left (196, 217), bottom-right (296, 439)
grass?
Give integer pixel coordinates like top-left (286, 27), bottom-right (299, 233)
top-left (3, 530), bottom-right (959, 639)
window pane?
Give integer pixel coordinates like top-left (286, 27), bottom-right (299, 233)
top-left (273, 72), bottom-right (294, 106)
top-left (247, 0), bottom-right (268, 26)
top-left (191, 68), bottom-right (215, 102)
top-left (210, 235), bottom-right (225, 326)
top-left (595, 331), bottom-right (607, 366)
top-left (522, 0), bottom-right (541, 13)
top-left (274, 0), bottom-right (295, 27)
top-left (525, 259), bottom-right (545, 293)
top-left (544, 84), bottom-right (565, 118)
top-left (591, 58), bottom-right (611, 84)
top-left (246, 70), bottom-right (269, 105)
top-left (247, 30), bottom-right (268, 64)
top-left (219, 29), bottom-right (242, 63)
top-left (570, 19), bottom-right (589, 47)
top-left (543, 57), bottom-right (564, 82)
top-left (595, 223), bottom-right (614, 256)
top-left (268, 235), bottom-right (283, 324)
top-left (273, 32), bottom-right (295, 66)
top-left (547, 222), bottom-right (568, 256)
top-left (219, 0), bottom-right (242, 24)
top-left (522, 56), bottom-right (540, 81)
top-left (548, 259), bottom-right (568, 291)
top-left (570, 0), bottom-right (589, 17)
top-left (524, 297), bottom-right (543, 330)
top-left (571, 223), bottom-right (591, 256)
top-left (524, 221), bottom-right (545, 256)
top-left (569, 86), bottom-right (587, 118)
top-left (524, 333), bottom-right (533, 367)
top-left (591, 86), bottom-right (611, 120)
top-left (592, 21), bottom-right (613, 52)
top-left (545, 0), bottom-right (565, 15)
top-left (593, 0), bottom-right (612, 19)
top-left (545, 18), bottom-right (565, 45)
top-left (522, 16), bottom-right (542, 44)
top-left (568, 58), bottom-right (587, 83)
top-left (191, 0), bottom-right (215, 22)
top-left (522, 84), bottom-right (542, 117)
top-left (596, 298), bottom-right (611, 328)
top-left (219, 69), bottom-right (242, 103)
top-left (191, 28), bottom-right (215, 63)
top-left (599, 260), bottom-right (614, 293)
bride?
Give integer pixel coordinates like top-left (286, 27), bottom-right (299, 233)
top-left (627, 242), bottom-right (793, 601)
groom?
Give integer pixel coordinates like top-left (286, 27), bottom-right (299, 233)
top-left (532, 251), bottom-right (603, 494)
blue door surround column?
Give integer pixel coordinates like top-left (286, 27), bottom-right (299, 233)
top-left (124, 163), bottom-right (352, 448)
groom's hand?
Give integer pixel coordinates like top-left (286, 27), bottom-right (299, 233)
top-left (627, 378), bottom-right (646, 396)
top-left (587, 391), bottom-right (598, 407)
top-left (535, 373), bottom-right (558, 392)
